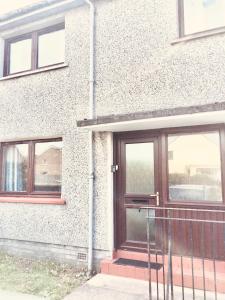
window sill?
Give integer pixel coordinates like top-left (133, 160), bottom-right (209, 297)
top-left (0, 197), bottom-right (65, 205)
top-left (171, 27), bottom-right (225, 45)
top-left (0, 63), bottom-right (68, 81)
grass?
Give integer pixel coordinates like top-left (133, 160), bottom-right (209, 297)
top-left (0, 252), bottom-right (90, 300)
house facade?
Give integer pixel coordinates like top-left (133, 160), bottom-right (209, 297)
top-left (0, 0), bottom-right (225, 272)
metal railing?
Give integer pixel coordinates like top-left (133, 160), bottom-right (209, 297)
top-left (141, 207), bottom-right (225, 300)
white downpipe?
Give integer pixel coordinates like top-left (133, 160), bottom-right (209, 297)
top-left (84, 0), bottom-right (95, 273)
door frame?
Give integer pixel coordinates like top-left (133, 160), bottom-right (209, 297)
top-left (114, 130), bottom-right (164, 252)
top-left (113, 124), bottom-right (225, 254)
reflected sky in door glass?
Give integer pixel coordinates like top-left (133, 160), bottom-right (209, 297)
top-left (184, 0), bottom-right (225, 34)
top-left (10, 39), bottom-right (32, 74)
top-left (38, 29), bottom-right (65, 68)
top-left (168, 132), bottom-right (222, 202)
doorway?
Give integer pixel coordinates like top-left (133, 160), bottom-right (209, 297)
top-left (114, 132), bottom-right (162, 251)
top-left (114, 127), bottom-right (225, 259)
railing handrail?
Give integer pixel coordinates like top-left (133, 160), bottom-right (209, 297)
top-left (140, 206), bottom-right (225, 213)
top-left (145, 216), bottom-right (225, 224)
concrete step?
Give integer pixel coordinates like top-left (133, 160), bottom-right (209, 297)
top-left (114, 250), bottom-right (225, 273)
top-left (101, 256), bottom-right (225, 293)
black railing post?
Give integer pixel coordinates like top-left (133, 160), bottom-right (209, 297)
top-left (179, 218), bottom-right (185, 300)
top-left (211, 222), bottom-right (217, 300)
top-left (147, 208), bottom-right (152, 300)
top-left (162, 215), bottom-right (166, 300)
top-left (201, 221), bottom-right (206, 300)
top-left (189, 221), bottom-right (195, 300)
top-left (166, 210), bottom-right (174, 300)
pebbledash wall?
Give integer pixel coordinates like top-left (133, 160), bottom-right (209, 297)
top-left (0, 0), bottom-right (225, 267)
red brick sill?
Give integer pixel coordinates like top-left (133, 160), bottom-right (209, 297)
top-left (0, 197), bottom-right (65, 205)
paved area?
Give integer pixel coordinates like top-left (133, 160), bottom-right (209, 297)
top-left (0, 290), bottom-right (45, 300)
top-left (64, 274), bottom-right (149, 300)
top-left (64, 274), bottom-right (225, 300)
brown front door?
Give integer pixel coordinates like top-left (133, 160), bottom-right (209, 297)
top-left (115, 133), bottom-right (162, 251)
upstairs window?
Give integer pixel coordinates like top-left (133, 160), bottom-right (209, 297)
top-left (4, 23), bottom-right (65, 76)
top-left (179, 0), bottom-right (225, 36)
top-left (0, 139), bottom-right (62, 196)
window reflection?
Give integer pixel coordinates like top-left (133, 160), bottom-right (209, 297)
top-left (168, 132), bottom-right (222, 202)
top-left (34, 141), bottom-right (62, 192)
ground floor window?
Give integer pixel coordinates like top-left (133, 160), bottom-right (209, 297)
top-left (0, 138), bottom-right (62, 196)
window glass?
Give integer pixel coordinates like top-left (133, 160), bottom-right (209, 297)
top-left (2, 144), bottom-right (28, 192)
top-left (183, 0), bottom-right (225, 35)
top-left (38, 29), bottom-right (65, 67)
top-left (34, 141), bottom-right (62, 192)
top-left (168, 132), bottom-right (222, 202)
top-left (126, 143), bottom-right (155, 194)
top-left (9, 38), bottom-right (32, 74)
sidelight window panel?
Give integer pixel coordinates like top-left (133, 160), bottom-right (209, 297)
top-left (168, 132), bottom-right (222, 202)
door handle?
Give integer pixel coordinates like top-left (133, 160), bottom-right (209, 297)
top-left (149, 192), bottom-right (160, 206)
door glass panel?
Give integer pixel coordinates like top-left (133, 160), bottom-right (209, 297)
top-left (126, 143), bottom-right (154, 194)
top-left (126, 208), bottom-right (155, 242)
top-left (168, 132), bottom-right (222, 202)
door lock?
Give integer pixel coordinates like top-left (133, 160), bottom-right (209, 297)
top-left (150, 192), bottom-right (160, 206)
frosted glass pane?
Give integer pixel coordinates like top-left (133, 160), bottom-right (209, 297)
top-left (126, 208), bottom-right (155, 242)
top-left (34, 141), bottom-right (62, 192)
top-left (10, 39), bottom-right (32, 74)
top-left (126, 143), bottom-right (154, 194)
top-left (38, 29), bottom-right (65, 67)
top-left (2, 144), bottom-right (28, 192)
top-left (184, 0), bottom-right (225, 34)
top-left (168, 132), bottom-right (222, 202)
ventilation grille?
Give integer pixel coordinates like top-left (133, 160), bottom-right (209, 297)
top-left (77, 252), bottom-right (87, 261)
